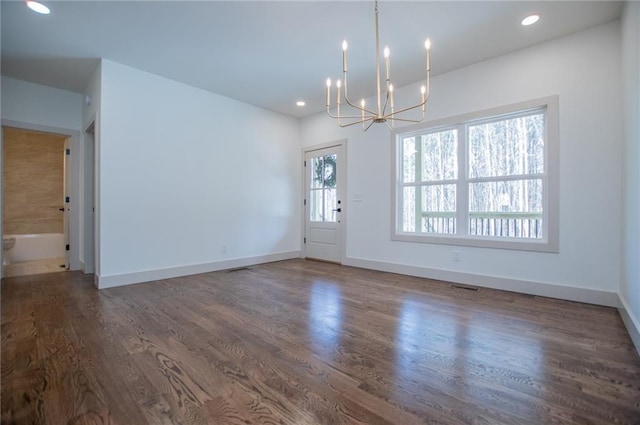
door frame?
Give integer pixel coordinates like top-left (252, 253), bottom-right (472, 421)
top-left (1, 119), bottom-right (83, 274)
top-left (63, 136), bottom-right (72, 269)
top-left (83, 121), bottom-right (96, 275)
top-left (302, 139), bottom-right (347, 263)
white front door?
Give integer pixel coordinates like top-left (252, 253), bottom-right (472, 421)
top-left (304, 144), bottom-right (345, 263)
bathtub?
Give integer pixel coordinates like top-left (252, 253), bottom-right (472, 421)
top-left (5, 233), bottom-right (65, 262)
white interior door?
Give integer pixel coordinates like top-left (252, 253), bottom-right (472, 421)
top-left (304, 144), bottom-right (345, 263)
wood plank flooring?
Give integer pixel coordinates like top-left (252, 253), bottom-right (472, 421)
top-left (3, 257), bottom-right (66, 278)
top-left (2, 259), bottom-right (639, 424)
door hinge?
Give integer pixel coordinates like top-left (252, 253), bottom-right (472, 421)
top-left (303, 237), bottom-right (306, 244)
top-left (65, 196), bottom-right (70, 203)
top-left (66, 244), bottom-right (70, 251)
top-left (304, 199), bottom-right (306, 206)
top-left (66, 148), bottom-right (71, 155)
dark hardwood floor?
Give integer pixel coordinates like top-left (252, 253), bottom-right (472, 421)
top-left (2, 259), bottom-right (639, 424)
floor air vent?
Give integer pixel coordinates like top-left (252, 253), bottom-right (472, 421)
top-left (225, 267), bottom-right (251, 273)
top-left (450, 284), bottom-right (480, 292)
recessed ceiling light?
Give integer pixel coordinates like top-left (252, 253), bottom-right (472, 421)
top-left (296, 101), bottom-right (306, 107)
top-left (26, 1), bottom-right (50, 14)
top-left (521, 14), bottom-right (540, 26)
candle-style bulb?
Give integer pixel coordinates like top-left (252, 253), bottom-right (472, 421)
top-left (425, 39), bottom-right (431, 72)
top-left (336, 80), bottom-right (342, 88)
top-left (421, 85), bottom-right (426, 95)
top-left (327, 78), bottom-right (332, 88)
top-left (389, 84), bottom-right (394, 92)
top-left (360, 99), bottom-right (366, 107)
top-left (342, 40), bottom-right (348, 73)
top-left (384, 46), bottom-right (391, 83)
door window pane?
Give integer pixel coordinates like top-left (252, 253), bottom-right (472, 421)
top-left (323, 188), bottom-right (337, 222)
top-left (309, 154), bottom-right (338, 222)
top-left (310, 157), bottom-right (323, 189)
top-left (309, 189), bottom-right (323, 222)
top-left (312, 154), bottom-right (337, 188)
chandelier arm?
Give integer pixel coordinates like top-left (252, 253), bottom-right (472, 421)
top-left (342, 75), bottom-right (377, 115)
top-left (336, 117), bottom-right (377, 128)
top-left (384, 103), bottom-right (421, 117)
top-left (381, 91), bottom-right (390, 116)
top-left (364, 120), bottom-right (376, 131)
top-left (327, 110), bottom-right (376, 120)
top-left (343, 96), bottom-right (377, 116)
top-left (383, 117), bottom-right (425, 123)
top-left (385, 94), bottom-right (430, 118)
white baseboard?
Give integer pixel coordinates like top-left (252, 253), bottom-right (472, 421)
top-left (96, 250), bottom-right (301, 289)
top-left (343, 257), bottom-right (619, 307)
top-left (618, 294), bottom-right (640, 356)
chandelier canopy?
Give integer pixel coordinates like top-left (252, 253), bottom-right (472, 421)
top-left (325, 0), bottom-right (431, 131)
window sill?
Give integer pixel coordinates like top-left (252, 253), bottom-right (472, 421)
top-left (392, 232), bottom-right (558, 253)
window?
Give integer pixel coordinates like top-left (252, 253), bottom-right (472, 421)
top-left (309, 153), bottom-right (338, 222)
top-left (392, 96), bottom-right (559, 252)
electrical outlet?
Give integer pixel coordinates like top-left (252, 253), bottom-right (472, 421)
top-left (452, 251), bottom-right (461, 262)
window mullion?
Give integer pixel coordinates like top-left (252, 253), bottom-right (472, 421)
top-left (414, 137), bottom-right (423, 232)
top-left (405, 179), bottom-right (458, 187)
top-left (457, 124), bottom-right (468, 236)
top-left (467, 174), bottom-right (545, 184)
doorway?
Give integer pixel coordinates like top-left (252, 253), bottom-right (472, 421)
top-left (304, 142), bottom-right (346, 263)
top-left (83, 123), bottom-right (96, 274)
top-left (2, 126), bottom-right (69, 277)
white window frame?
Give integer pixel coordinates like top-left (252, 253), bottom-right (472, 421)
top-left (391, 96), bottom-right (559, 253)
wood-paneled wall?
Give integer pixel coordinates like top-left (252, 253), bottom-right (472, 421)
top-left (2, 127), bottom-right (66, 235)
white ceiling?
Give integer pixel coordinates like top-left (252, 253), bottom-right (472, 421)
top-left (1, 0), bottom-right (623, 118)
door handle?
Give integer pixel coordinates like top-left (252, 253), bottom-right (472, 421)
top-left (332, 208), bottom-right (341, 212)
top-left (59, 208), bottom-right (65, 212)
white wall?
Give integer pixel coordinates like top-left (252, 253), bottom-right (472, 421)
top-left (621, 1), bottom-right (640, 351)
top-left (96, 60), bottom-right (300, 287)
top-left (83, 64), bottom-right (101, 130)
top-left (0, 76), bottom-right (84, 271)
top-left (301, 21), bottom-right (622, 305)
top-left (1, 76), bottom-right (82, 131)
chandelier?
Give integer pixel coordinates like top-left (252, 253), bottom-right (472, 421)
top-left (325, 0), bottom-right (431, 131)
